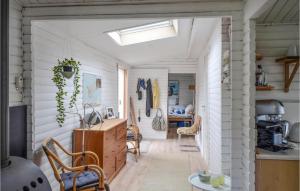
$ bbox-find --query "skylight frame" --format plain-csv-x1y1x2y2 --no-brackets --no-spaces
106,19,179,46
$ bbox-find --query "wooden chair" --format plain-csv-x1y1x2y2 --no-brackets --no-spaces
127,124,142,162
42,138,110,191
177,115,201,140
127,97,143,162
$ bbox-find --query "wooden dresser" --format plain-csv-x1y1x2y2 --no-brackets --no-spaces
73,119,127,182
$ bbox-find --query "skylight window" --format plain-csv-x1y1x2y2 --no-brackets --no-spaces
107,20,178,46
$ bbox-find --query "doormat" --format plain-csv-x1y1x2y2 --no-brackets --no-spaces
180,144,198,147
180,146,200,152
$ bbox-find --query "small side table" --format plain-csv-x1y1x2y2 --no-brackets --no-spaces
188,173,231,191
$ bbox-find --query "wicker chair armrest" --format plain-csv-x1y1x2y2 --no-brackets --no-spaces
72,151,99,166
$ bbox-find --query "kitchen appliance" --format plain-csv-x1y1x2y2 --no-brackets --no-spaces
256,100,291,152
289,122,300,143
1,0,51,190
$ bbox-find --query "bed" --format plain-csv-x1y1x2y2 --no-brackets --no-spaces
168,105,194,126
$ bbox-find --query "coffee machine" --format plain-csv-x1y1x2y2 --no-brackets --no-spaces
256,100,291,152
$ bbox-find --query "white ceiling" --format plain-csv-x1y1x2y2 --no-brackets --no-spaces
40,18,218,65
257,0,299,24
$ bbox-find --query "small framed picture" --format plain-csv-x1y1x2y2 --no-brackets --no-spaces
106,107,115,119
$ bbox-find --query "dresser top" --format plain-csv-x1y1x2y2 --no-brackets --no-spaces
75,119,127,131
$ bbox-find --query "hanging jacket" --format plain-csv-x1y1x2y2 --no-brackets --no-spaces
152,79,160,109
136,78,142,100
140,79,146,90
146,79,153,117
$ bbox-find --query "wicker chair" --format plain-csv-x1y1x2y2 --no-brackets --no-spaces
42,138,109,191
177,115,201,140
127,124,142,162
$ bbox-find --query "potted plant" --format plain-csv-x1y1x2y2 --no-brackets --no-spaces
52,58,81,127
62,65,75,79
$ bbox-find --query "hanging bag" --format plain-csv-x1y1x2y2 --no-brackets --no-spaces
152,108,166,131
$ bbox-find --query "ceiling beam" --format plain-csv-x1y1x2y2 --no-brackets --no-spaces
20,0,243,8
186,18,196,58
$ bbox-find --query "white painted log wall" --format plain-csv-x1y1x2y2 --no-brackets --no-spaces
256,24,300,123
128,68,168,139
168,74,195,107
242,19,256,191
197,52,209,162
197,18,234,177
206,20,222,174
30,21,121,190
230,14,244,191
221,18,232,176
132,62,197,74
9,0,23,106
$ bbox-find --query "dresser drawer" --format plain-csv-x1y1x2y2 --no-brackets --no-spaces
104,128,116,143
103,143,116,157
116,138,126,153
116,123,127,140
116,147,127,170
103,156,116,179
104,165,115,180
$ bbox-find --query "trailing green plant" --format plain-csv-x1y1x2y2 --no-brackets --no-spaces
52,58,81,127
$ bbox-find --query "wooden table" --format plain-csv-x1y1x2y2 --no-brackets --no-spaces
73,119,127,182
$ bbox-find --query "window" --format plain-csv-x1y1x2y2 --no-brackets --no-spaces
118,67,128,119
107,20,178,46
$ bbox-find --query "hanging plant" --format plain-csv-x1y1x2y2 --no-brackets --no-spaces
52,58,81,127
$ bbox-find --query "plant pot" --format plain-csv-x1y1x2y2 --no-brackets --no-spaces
62,66,75,79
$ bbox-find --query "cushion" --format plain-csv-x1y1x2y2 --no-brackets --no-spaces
127,130,143,142
60,171,99,191
127,131,135,140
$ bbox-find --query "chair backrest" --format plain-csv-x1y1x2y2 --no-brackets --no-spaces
193,115,202,133
42,138,66,183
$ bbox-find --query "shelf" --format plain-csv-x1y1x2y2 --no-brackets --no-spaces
275,56,299,92
256,85,274,91
275,56,299,63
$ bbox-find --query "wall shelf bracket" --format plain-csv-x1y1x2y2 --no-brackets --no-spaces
276,56,299,92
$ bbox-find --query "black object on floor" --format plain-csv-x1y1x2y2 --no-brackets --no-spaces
9,105,27,158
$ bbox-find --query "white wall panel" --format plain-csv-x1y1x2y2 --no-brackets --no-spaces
132,63,197,74
206,20,222,174
168,74,195,107
128,69,168,140
256,24,300,124
9,0,24,106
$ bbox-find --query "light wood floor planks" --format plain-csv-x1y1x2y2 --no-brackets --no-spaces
110,129,207,191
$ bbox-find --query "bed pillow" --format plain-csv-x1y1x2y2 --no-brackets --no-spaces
174,108,185,114
185,104,194,115
173,105,185,111
168,106,175,113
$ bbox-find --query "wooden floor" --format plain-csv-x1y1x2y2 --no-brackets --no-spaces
109,128,207,191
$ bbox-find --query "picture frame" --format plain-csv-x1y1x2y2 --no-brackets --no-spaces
168,80,179,96
83,73,102,105
106,107,115,119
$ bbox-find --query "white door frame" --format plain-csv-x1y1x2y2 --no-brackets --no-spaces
22,1,247,189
